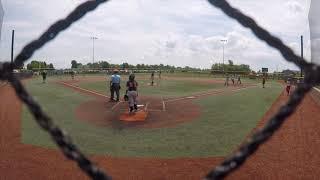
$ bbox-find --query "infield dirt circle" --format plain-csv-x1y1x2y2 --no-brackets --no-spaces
75,96,201,129
58,77,251,129
64,78,251,129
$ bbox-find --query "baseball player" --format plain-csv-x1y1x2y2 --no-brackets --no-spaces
262,76,266,88
224,74,229,86
71,71,75,80
286,78,292,96
237,75,242,85
231,75,235,85
151,71,155,86
126,74,138,112
109,69,121,102
41,71,47,83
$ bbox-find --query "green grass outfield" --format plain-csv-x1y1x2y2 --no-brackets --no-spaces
22,76,282,158
76,74,257,97
78,77,224,97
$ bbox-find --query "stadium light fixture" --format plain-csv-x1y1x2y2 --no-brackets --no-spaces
220,39,228,72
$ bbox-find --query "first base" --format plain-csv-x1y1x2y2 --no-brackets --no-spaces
119,110,148,122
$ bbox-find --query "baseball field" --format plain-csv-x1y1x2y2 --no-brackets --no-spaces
20,74,281,158
2,73,320,179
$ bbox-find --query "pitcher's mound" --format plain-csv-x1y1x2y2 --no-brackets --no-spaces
75,97,201,129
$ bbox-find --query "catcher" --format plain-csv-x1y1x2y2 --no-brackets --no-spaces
125,74,138,113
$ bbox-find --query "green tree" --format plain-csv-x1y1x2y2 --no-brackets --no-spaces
122,62,129,69
26,61,47,70
211,62,251,73
77,63,83,68
71,60,78,68
92,63,99,68
228,60,234,66
48,63,54,69
100,61,110,68
211,63,222,70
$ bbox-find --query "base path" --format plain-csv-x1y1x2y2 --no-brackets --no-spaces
2,84,320,179
57,81,110,99
164,85,254,103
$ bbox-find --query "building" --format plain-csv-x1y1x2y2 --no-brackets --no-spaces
309,0,320,65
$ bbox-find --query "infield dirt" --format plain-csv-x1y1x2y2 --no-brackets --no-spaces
2,84,320,179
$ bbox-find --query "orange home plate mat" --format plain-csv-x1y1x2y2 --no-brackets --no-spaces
119,105,148,122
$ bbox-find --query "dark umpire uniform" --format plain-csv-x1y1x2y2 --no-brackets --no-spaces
41,71,47,83
110,70,121,102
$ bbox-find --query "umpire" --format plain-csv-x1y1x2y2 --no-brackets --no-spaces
110,69,121,102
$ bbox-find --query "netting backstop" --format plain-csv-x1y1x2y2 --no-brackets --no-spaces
0,0,319,180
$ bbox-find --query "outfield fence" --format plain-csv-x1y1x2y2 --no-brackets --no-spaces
0,0,319,180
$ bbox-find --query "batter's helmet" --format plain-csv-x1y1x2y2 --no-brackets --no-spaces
129,73,135,80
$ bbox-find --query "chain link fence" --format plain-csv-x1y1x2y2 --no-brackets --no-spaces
0,0,319,180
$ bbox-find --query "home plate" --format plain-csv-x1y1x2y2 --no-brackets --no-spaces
120,110,148,122
186,96,196,99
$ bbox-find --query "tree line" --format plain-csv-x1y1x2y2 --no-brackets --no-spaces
211,60,251,73
70,60,205,71
24,59,252,73
26,61,54,70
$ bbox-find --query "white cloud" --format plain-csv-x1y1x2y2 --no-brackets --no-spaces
0,0,312,71
286,0,304,15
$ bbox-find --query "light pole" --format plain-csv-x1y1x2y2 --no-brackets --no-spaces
90,36,98,65
221,39,227,73
11,30,15,65
9,29,15,70
300,35,303,77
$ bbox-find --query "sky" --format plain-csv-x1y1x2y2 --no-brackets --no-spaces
309,0,320,64
0,0,312,72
